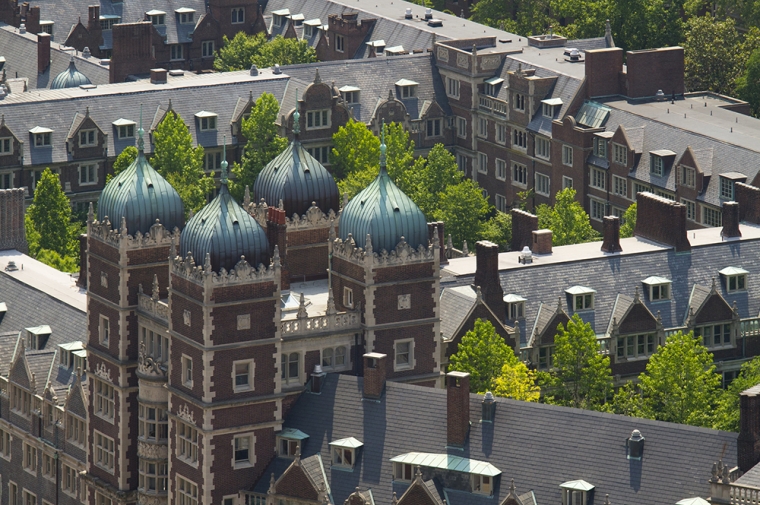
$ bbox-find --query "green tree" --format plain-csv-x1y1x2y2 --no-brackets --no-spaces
331,119,380,180
230,92,288,200
449,319,515,394
480,211,512,251
536,188,599,246
736,48,760,117
434,179,489,250
540,314,613,410
150,112,215,215
683,17,743,95
214,33,317,72
609,0,683,51
619,202,637,238
107,145,138,184
714,356,760,431
615,331,721,427
492,352,541,401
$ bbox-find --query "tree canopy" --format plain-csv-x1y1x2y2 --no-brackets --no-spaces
230,92,288,200
619,202,637,238
107,145,137,184
214,33,317,72
330,119,380,180
539,314,613,410
536,188,599,246
737,48,760,117
150,112,215,216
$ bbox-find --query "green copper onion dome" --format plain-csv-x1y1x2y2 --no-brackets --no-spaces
339,125,428,253
51,57,92,89
98,116,184,234
254,93,339,216
180,142,269,271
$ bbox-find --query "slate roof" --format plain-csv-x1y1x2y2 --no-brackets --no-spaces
442,228,760,345
0,23,109,90
254,373,737,505
439,286,477,342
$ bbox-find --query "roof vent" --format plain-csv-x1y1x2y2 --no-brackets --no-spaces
273,64,281,74
5,261,18,272
481,391,496,423
627,429,645,460
311,364,326,394
83,46,91,58
168,69,184,76
569,48,580,61
250,64,258,76
405,7,412,19
655,89,665,101
518,246,533,264
427,18,443,27
19,23,25,34
424,8,433,19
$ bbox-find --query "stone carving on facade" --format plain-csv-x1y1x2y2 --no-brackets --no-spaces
88,216,180,251
176,403,195,424
481,55,501,70
437,46,449,62
456,52,469,69
94,362,112,382
137,287,169,322
137,440,169,460
331,233,437,268
170,247,279,286
137,341,167,377
287,204,339,230
281,310,361,337
137,492,168,505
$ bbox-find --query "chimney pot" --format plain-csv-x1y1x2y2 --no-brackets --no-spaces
532,229,552,254
633,192,691,252
150,68,167,84
474,240,504,315
627,429,645,460
601,216,622,253
37,32,50,74
362,353,387,400
447,371,470,447
310,364,326,394
481,391,496,423
511,208,538,252
722,201,741,238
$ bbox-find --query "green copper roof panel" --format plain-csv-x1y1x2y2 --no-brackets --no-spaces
51,58,93,90
279,428,309,440
389,452,501,477
576,101,610,129
254,140,339,217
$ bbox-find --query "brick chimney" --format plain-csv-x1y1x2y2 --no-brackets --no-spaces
474,240,504,317
625,47,684,100
633,192,691,252
447,371,470,447
0,189,28,253
310,365,326,394
722,201,741,238
362,353,386,400
150,68,167,84
735,182,760,225
267,206,289,290
532,229,552,254
510,209,538,252
88,5,100,32
37,32,50,74
738,384,760,472
585,47,623,98
428,221,447,265
24,5,40,37
601,216,622,253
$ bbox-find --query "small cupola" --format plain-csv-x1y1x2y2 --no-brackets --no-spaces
51,57,92,90
627,429,645,459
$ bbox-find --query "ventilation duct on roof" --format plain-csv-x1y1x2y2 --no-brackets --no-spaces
424,8,433,20
405,7,412,19
627,429,645,459
481,391,495,422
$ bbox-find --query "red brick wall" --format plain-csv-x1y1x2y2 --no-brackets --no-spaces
210,400,277,430
210,344,278,401
210,301,276,345
171,293,205,344
373,323,437,379
374,281,435,325
169,338,206,399
625,47,684,99
585,48,624,98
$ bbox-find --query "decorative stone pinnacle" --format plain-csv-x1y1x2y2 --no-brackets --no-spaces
151,274,160,300
221,135,228,184
380,121,387,169
510,479,516,494
137,104,145,151
87,202,94,223
297,292,307,319
293,89,301,136
244,185,251,207
204,253,212,272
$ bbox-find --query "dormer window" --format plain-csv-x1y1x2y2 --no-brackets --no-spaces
651,154,664,176
276,428,308,457
147,10,166,25
304,19,321,37
720,267,748,292
60,342,84,368
593,133,611,158
339,86,360,104
26,325,51,350
395,79,418,98
393,462,413,481
649,150,675,176
368,39,385,54
642,276,672,301
113,119,135,139
176,8,195,24
100,15,120,30
542,98,562,118
472,475,492,496
385,45,405,56
566,286,595,311
561,480,594,505
330,437,362,470
39,20,53,35
504,294,526,320
719,172,747,200
30,127,52,147
195,112,217,131
73,350,87,373
272,9,289,27
80,129,96,147
484,76,503,97
290,13,304,26
306,110,330,130
231,7,244,24
0,137,12,155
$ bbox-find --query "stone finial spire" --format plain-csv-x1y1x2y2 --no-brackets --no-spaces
268,473,276,495
151,274,160,300
87,202,94,223
379,121,387,171
244,185,251,207
170,236,176,258
365,233,373,254
313,68,321,84
220,136,228,184
510,479,516,494
462,240,469,255
293,89,301,137
634,286,640,302
297,292,307,319
137,103,145,152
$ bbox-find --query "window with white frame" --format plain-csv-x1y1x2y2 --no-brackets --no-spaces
199,115,217,131
67,413,86,446
472,475,493,496
695,323,732,347
497,124,507,144
394,339,413,371
656,189,675,199
95,378,114,420
39,21,53,35
9,482,17,505
202,40,214,58
0,428,10,458
35,132,51,147
567,287,595,311
117,124,134,139
79,129,96,147
590,198,605,221
0,137,11,154
562,145,573,166
613,143,627,165
231,8,244,23
723,268,748,292
139,405,168,441
535,136,550,160
643,276,671,301
477,152,487,174
0,172,13,189
633,182,649,197
538,346,553,370
478,117,488,138
281,352,300,385
542,103,556,118
613,175,627,197
394,462,413,481
512,128,527,149
335,34,345,52
427,118,442,137
650,155,664,176
496,159,507,181
512,162,527,187
234,435,253,467
322,346,347,370
341,90,359,104
139,460,167,492
150,13,165,25
11,385,31,416
446,77,460,98
563,176,573,190
79,164,97,185
306,110,330,129
720,176,735,200
100,17,118,30
343,287,354,308
278,436,301,457
508,300,525,320
682,198,696,221
594,137,607,158
703,206,721,227
233,361,253,391
332,445,355,468
22,490,35,505
535,173,550,196
306,146,330,164
99,315,110,345
590,168,606,190
96,493,112,505
456,153,467,173
495,194,507,213
170,44,183,61
177,476,198,505
62,464,76,495
178,421,199,463
179,11,194,23
94,432,114,472
680,166,695,187
23,443,36,473
456,117,466,138
399,84,416,98
141,326,168,362
182,355,193,387
617,334,656,359
513,93,525,111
